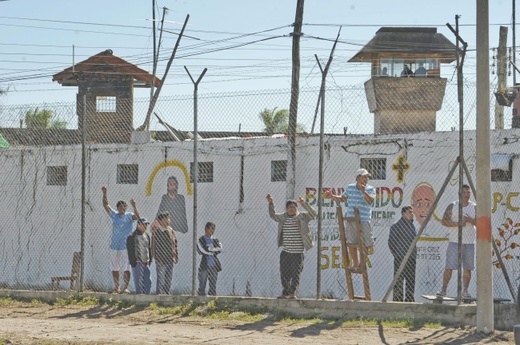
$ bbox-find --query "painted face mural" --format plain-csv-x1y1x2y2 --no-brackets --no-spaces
411,183,436,226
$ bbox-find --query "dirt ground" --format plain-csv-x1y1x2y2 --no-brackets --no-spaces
0,303,516,345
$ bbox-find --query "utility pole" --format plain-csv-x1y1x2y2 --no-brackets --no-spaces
495,26,508,129
184,66,208,296
287,0,304,200
476,0,494,333
150,0,156,105
314,27,341,299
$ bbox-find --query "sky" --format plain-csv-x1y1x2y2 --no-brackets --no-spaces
0,0,516,132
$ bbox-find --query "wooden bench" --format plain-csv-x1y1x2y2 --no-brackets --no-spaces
51,251,81,291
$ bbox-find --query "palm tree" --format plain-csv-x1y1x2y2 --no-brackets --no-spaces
259,107,288,135
259,108,305,135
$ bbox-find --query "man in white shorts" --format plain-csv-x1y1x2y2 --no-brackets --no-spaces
102,186,140,294
437,184,476,299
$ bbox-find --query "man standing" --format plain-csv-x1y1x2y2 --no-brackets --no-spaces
388,206,417,302
102,186,140,294
155,176,188,234
127,217,152,294
325,168,376,272
152,211,178,294
197,222,222,296
267,194,317,299
437,184,476,299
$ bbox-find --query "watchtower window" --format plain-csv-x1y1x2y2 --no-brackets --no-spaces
96,96,117,113
378,58,439,77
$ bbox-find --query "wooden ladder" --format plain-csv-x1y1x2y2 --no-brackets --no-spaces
337,206,371,301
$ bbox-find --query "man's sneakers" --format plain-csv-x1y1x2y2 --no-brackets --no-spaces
436,290,472,300
436,290,446,298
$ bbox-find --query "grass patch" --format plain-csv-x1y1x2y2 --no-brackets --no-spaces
54,295,100,307
147,299,268,322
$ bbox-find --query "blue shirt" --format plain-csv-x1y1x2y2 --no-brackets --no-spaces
109,210,135,250
204,236,216,267
342,183,376,221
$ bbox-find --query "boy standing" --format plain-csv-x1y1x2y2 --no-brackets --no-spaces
151,211,178,294
197,222,222,296
127,217,152,294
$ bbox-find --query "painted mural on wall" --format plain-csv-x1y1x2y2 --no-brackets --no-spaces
146,160,191,234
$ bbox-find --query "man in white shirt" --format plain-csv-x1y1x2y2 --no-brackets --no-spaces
436,185,476,299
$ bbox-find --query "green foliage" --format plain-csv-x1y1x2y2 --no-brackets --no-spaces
53,295,99,307
258,107,305,135
25,108,67,129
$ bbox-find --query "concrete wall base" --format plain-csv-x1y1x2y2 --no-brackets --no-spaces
2,290,517,330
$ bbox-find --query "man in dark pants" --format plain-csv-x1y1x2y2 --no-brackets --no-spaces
388,205,417,302
267,194,317,299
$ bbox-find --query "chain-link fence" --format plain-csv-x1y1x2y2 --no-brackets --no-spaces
0,79,518,305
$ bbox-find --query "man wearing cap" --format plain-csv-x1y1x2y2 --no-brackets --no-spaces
127,218,152,294
102,186,140,294
325,168,376,271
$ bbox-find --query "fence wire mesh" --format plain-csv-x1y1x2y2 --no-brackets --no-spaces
0,79,518,305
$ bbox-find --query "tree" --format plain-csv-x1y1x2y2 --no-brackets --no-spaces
25,108,67,129
258,107,305,135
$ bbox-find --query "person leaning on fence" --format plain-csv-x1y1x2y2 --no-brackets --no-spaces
436,184,476,299
197,222,222,296
102,186,140,294
388,206,417,302
151,211,178,295
126,217,152,294
267,194,317,299
325,168,376,273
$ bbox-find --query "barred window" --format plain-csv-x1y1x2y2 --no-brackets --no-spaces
190,162,214,183
491,154,513,182
360,158,386,180
47,166,67,186
96,96,117,113
117,164,138,184
271,160,287,182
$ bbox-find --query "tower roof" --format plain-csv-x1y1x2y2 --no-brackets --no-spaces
348,27,458,63
52,49,161,88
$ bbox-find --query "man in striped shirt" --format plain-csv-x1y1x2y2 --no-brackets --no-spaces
267,194,317,299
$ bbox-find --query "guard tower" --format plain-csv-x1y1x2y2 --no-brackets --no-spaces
53,50,160,144
349,28,457,134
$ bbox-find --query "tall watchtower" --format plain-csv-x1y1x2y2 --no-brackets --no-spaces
53,50,160,144
349,28,457,134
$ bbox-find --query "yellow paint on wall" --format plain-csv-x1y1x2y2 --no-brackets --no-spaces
145,160,193,196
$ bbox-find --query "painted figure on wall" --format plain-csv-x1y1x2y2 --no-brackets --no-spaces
154,176,188,234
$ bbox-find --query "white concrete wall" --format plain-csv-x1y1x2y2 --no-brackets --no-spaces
0,131,518,301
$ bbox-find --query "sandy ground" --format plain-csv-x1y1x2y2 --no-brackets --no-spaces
0,303,516,345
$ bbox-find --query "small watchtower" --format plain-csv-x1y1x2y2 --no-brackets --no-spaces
349,28,457,134
53,50,160,144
